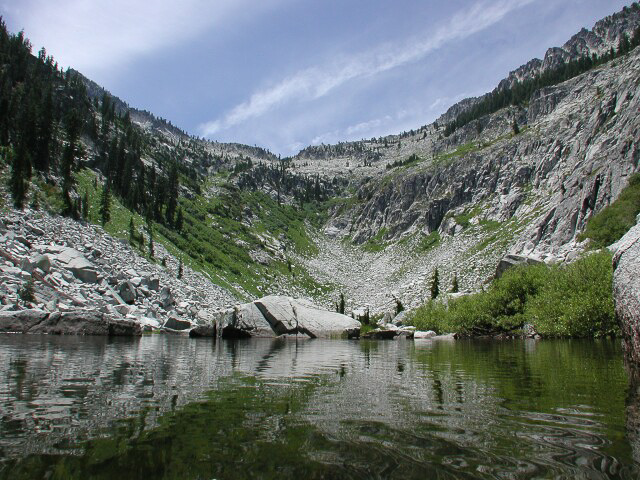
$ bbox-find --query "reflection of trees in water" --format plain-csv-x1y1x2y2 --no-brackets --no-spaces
625,364,640,464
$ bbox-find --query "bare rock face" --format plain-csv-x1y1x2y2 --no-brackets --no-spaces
612,215,640,366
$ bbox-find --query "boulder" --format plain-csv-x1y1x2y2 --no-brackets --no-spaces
53,247,99,283
612,215,640,366
33,254,52,273
292,298,361,338
361,329,399,340
164,316,192,331
414,330,437,339
254,295,298,334
159,286,174,309
235,302,277,337
213,296,361,339
118,281,137,305
495,254,542,279
0,309,48,333
142,275,160,291
0,309,141,335
189,324,216,337
255,296,360,338
392,310,409,326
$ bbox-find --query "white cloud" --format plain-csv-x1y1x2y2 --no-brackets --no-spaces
200,0,535,136
2,0,283,72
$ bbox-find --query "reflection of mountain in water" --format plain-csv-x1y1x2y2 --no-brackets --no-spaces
0,336,638,478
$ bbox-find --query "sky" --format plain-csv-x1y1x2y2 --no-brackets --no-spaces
0,0,632,156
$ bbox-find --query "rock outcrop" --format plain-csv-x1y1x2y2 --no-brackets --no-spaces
214,296,361,339
612,215,640,366
0,309,141,335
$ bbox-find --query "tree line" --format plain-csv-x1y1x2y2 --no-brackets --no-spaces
0,18,182,230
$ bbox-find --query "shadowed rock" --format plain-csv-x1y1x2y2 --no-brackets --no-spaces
612,215,640,366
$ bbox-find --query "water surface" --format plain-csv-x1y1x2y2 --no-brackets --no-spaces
0,335,638,479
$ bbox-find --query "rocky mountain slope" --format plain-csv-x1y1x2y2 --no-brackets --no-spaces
2,4,640,326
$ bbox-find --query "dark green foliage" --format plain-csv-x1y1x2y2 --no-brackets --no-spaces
8,147,29,208
451,272,459,293
18,279,35,303
512,120,520,135
178,257,183,279
148,222,154,259
82,190,89,219
430,267,440,300
336,293,345,314
175,206,183,232
527,252,616,337
386,154,420,170
395,297,404,316
98,182,111,226
409,251,616,338
579,174,640,248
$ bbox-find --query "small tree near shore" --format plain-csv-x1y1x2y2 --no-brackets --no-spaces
430,267,440,300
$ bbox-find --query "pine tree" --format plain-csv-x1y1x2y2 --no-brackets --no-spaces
165,162,179,225
178,257,183,279
336,293,345,314
451,272,459,293
147,221,154,258
175,206,183,232
61,110,82,215
512,120,520,135
430,267,440,300
98,182,111,226
8,146,29,209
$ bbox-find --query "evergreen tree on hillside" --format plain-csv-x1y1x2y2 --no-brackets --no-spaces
430,267,440,300
165,162,179,225
61,110,83,215
99,182,111,226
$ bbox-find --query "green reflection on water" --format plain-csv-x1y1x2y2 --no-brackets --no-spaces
1,339,638,480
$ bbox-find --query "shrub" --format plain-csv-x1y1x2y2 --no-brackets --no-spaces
19,279,36,303
407,252,616,338
527,251,616,337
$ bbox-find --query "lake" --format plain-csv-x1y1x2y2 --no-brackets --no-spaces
0,335,638,479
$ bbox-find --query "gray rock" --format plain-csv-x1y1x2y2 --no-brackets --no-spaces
159,286,174,309
142,276,160,291
53,248,98,283
613,216,640,366
414,330,437,339
361,329,399,340
189,324,216,337
118,281,137,305
235,302,277,337
0,309,141,335
0,309,49,332
392,310,409,326
495,254,543,279
33,254,52,273
255,295,360,338
164,316,192,330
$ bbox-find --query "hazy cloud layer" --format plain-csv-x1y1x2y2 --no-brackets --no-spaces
1,0,283,72
199,0,534,137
